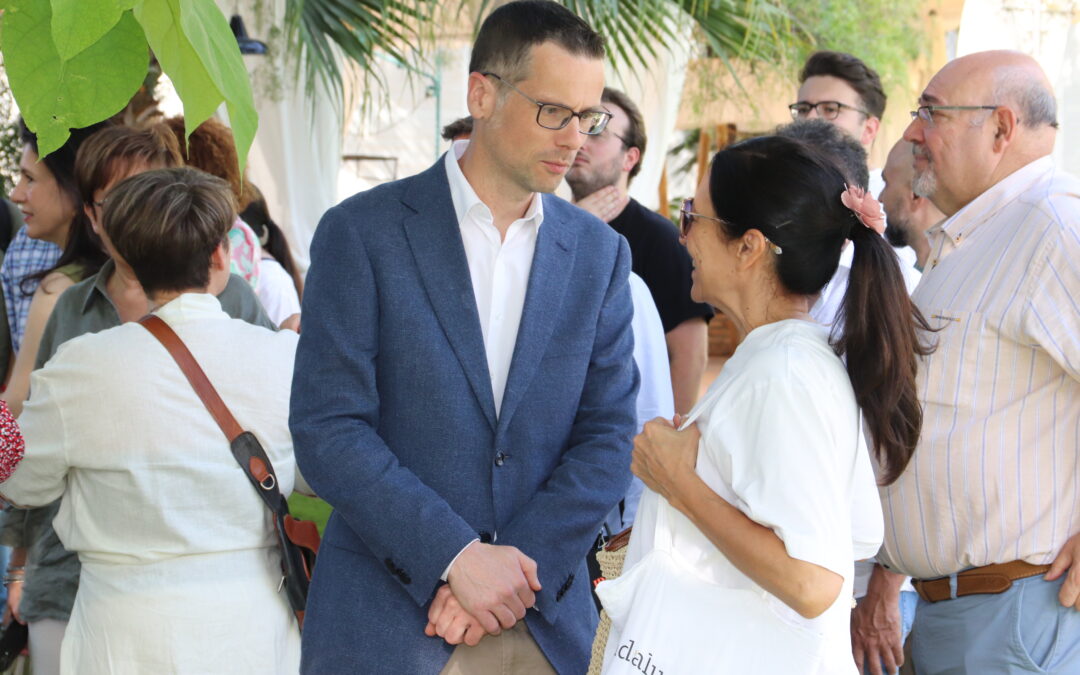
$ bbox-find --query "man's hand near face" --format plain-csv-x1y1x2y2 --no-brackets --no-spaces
575,185,629,223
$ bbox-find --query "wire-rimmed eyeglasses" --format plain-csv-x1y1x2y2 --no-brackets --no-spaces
909,104,998,127
482,72,612,135
788,100,869,121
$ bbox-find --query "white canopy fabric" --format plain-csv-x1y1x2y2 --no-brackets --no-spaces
956,0,1080,175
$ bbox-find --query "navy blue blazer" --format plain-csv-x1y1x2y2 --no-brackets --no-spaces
290,156,638,674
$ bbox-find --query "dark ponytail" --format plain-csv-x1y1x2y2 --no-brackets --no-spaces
834,221,935,484
708,136,933,485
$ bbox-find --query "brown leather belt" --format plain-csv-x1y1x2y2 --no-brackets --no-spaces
913,560,1050,603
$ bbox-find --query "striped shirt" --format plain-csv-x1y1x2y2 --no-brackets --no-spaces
878,156,1080,580
0,227,62,354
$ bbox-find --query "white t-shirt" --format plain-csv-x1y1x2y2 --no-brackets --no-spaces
623,320,882,672
255,257,301,326
604,274,674,534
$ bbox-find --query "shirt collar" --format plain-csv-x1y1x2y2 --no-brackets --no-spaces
938,155,1054,246
82,258,115,314
152,293,228,324
444,139,544,229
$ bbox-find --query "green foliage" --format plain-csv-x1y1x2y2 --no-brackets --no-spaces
134,0,257,168
0,73,20,198
0,0,256,170
1,0,147,158
786,0,923,90
50,0,140,62
285,0,436,106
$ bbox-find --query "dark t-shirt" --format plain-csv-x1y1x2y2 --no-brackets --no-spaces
609,198,713,333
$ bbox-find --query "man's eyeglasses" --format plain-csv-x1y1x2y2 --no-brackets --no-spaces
909,104,998,127
788,100,869,120
482,72,612,135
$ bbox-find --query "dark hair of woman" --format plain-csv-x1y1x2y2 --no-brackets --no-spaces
238,182,304,299
18,118,112,295
707,135,935,484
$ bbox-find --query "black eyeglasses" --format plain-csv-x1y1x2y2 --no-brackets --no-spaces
788,100,869,120
910,104,998,127
482,72,612,135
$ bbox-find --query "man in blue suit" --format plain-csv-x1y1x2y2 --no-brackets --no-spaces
290,2,639,672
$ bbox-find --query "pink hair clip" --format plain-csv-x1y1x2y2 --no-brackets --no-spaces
840,184,886,235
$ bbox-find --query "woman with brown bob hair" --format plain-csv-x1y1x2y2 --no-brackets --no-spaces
0,168,304,674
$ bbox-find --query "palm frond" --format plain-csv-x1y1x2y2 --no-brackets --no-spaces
283,0,437,106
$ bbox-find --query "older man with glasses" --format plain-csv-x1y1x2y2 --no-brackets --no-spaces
291,2,638,673
860,50,1080,675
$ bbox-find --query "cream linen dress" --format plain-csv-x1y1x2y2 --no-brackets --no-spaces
1,294,302,674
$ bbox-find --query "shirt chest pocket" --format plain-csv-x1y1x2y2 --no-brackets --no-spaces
920,310,989,408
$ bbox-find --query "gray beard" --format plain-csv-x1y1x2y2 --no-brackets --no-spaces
912,167,937,199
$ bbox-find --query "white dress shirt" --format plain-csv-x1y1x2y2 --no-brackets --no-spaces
879,156,1080,579
441,141,543,577
446,140,542,416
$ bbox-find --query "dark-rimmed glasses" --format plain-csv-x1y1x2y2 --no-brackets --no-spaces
910,105,998,127
482,72,612,135
788,100,869,120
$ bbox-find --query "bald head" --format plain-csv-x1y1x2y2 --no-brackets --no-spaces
904,50,1058,216
939,51,1057,129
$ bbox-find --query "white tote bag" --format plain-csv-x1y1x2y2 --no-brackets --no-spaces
595,493,826,674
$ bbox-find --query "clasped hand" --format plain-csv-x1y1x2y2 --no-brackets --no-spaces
632,415,700,511
424,543,541,646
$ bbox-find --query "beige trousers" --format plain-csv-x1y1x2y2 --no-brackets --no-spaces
440,621,556,675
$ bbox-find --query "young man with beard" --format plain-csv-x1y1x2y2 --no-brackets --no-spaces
566,88,712,415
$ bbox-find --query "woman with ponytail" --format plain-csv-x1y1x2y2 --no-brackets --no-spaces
598,135,933,674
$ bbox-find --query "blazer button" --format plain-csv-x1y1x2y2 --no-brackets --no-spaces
478,530,493,544
494,452,506,467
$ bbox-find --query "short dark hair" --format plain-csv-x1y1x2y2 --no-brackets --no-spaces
468,1,605,84
441,116,474,141
799,51,886,119
706,135,933,484
103,168,234,295
602,87,646,181
76,123,183,206
776,118,869,189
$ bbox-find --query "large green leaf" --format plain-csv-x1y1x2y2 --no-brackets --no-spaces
50,0,139,62
1,0,147,157
134,0,257,170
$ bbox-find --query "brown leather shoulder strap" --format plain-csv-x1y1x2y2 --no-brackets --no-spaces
139,314,244,442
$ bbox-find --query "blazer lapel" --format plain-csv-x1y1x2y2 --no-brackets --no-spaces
497,197,577,433
401,161,498,431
